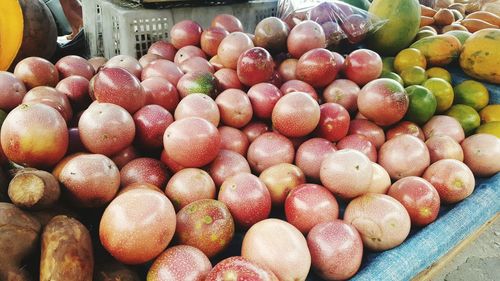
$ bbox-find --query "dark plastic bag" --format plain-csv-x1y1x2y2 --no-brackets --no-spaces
278,0,386,47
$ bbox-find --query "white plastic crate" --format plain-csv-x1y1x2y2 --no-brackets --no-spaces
87,0,277,58
83,0,105,57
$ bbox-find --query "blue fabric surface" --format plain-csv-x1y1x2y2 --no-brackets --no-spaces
349,65,500,281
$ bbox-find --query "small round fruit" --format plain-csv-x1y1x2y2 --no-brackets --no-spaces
218,172,271,228
344,193,411,251
176,199,234,258
147,41,176,61
141,77,179,112
14,57,59,89
337,134,377,162
254,17,289,54
99,189,176,264
206,256,278,281
287,20,326,58
476,121,500,138
295,138,336,180
379,71,404,86
208,150,251,187
405,85,437,125
479,104,500,123
378,134,430,180
385,121,425,142
211,14,243,32
295,48,339,88
388,176,440,226
0,72,27,111
217,32,254,70
322,79,360,114
422,78,454,113
315,103,350,142
237,47,274,86
423,159,475,204
165,168,215,211
446,104,481,136
344,49,383,86
320,149,373,199
120,158,170,189
147,245,212,281
170,20,203,49
348,119,385,149
307,220,363,281
461,134,500,177
133,104,173,148
200,27,229,57
247,132,294,173
367,163,392,194
400,66,428,86
215,89,253,128
219,126,249,156
425,135,464,163
423,115,465,143
426,67,452,83
285,184,339,234
174,94,220,127
247,83,283,119
163,117,220,168
259,163,306,206
453,80,489,111
272,92,320,137
394,48,427,73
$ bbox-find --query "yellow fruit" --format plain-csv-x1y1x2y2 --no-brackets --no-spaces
459,28,500,84
453,80,489,111
0,0,23,70
394,48,427,73
425,67,452,83
422,78,454,113
476,121,500,138
479,104,500,123
410,34,462,66
401,66,428,86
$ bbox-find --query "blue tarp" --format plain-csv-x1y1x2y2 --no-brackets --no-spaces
351,65,500,281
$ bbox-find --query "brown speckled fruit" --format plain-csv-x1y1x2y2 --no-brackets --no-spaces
175,199,235,258
147,245,212,281
100,189,176,264
165,168,216,211
206,256,278,281
120,158,170,189
218,172,272,228
388,176,440,226
307,220,363,280
247,132,295,173
60,154,120,207
1,103,68,168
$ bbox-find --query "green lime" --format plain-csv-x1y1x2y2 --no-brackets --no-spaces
380,71,404,86
453,80,489,111
382,57,395,73
422,78,454,113
405,85,437,125
401,66,428,86
446,104,481,136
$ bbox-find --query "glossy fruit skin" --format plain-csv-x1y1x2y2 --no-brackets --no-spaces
323,79,360,114
104,55,143,79
60,154,120,207
100,189,176,264
278,58,298,81
211,14,244,32
0,71,26,111
422,78,454,113
295,138,336,180
215,89,253,128
423,115,465,143
134,104,173,148
174,94,220,127
201,27,229,57
147,41,177,61
254,17,289,54
141,77,179,113
367,162,392,194
459,28,500,84
141,59,184,86
93,67,145,114
344,193,411,251
170,20,203,49
209,150,251,187
147,245,212,281
337,134,378,162
120,158,170,189
285,184,339,234
378,134,430,180
393,48,427,73
388,176,440,226
247,83,283,119
218,172,272,228
242,122,270,143
236,47,274,86
217,32,255,70
453,80,489,111
165,168,216,211
56,76,91,110
180,57,215,74
320,149,373,199
140,53,161,68
272,92,320,137
214,68,244,91
386,121,425,142
357,78,409,126
344,49,383,86
280,80,319,101
315,103,350,142
177,71,219,99
446,104,481,136
111,146,139,169
163,117,220,168
461,134,500,177
287,20,326,58
176,199,235,258
405,85,437,125
174,46,207,66
423,159,475,204
55,55,95,80
206,256,278,281
78,102,135,157
247,132,295,173
218,126,249,156
13,57,59,89
242,219,311,281
259,163,305,206
23,86,73,123
295,48,339,88
307,220,363,281
1,103,68,168
425,135,464,163
348,119,386,149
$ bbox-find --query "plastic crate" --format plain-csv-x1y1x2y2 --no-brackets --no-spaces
87,0,277,58
83,0,105,57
